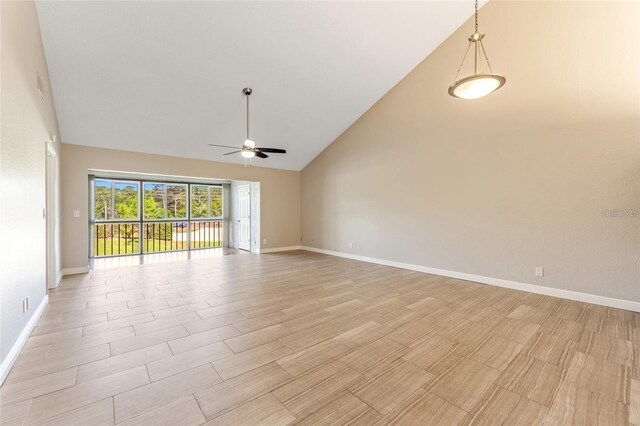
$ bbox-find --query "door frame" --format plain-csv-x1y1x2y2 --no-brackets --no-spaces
45,140,58,290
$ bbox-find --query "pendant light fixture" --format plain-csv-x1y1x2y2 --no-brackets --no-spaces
449,0,505,99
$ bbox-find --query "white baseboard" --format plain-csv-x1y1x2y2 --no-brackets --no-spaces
300,246,640,313
61,266,89,276
0,295,49,385
260,246,303,254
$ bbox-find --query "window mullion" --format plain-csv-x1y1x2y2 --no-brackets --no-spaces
187,183,191,250
163,186,168,219
111,181,115,220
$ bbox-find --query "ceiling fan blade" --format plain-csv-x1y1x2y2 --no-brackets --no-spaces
223,150,241,156
254,151,269,159
256,148,286,154
209,144,240,149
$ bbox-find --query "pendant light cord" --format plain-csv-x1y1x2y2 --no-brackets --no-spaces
454,0,478,81
474,0,479,33
246,92,250,140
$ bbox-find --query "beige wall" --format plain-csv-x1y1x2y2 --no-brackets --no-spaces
301,1,640,302
1,0,62,367
61,144,300,270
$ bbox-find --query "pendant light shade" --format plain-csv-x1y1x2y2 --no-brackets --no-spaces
449,0,505,99
449,74,506,99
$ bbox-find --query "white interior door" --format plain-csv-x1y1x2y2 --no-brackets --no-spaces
237,184,251,251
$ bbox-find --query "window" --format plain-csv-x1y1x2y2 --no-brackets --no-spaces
143,183,187,219
94,179,139,220
92,178,224,257
94,180,112,220
114,182,140,219
191,185,222,219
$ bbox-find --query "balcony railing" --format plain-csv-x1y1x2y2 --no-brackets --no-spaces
143,221,188,253
191,220,224,249
94,222,140,257
93,220,223,257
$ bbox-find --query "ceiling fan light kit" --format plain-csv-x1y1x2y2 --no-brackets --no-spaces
208,88,287,163
449,0,505,99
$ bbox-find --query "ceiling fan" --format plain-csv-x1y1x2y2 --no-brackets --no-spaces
208,88,286,159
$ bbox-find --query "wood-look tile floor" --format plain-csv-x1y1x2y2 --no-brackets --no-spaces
1,250,638,425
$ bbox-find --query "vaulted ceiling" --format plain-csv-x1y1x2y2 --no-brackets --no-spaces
37,1,478,170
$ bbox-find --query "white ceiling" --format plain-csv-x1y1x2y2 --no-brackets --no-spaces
36,1,476,171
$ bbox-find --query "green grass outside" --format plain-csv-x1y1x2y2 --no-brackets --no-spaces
95,238,140,256
95,237,222,256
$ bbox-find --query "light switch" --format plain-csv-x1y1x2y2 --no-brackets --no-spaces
73,210,80,218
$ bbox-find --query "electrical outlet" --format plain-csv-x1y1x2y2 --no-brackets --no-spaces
348,242,353,249
263,239,267,245
73,210,80,218
535,267,544,277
